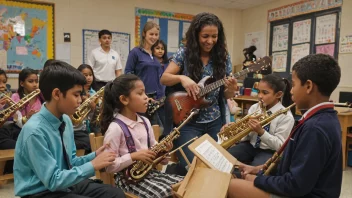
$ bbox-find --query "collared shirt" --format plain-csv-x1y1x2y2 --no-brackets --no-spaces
125,47,164,99
88,47,122,82
243,102,295,151
172,47,232,123
14,104,96,197
104,113,156,173
301,102,333,119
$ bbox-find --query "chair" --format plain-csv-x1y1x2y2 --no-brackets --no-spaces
0,149,14,185
88,133,138,198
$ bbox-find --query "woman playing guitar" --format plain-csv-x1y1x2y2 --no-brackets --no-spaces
160,12,237,170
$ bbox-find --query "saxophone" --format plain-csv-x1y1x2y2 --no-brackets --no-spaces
220,103,296,149
70,87,104,125
123,109,200,183
218,100,267,148
0,89,41,127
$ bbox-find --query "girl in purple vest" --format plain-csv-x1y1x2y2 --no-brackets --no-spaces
101,74,183,198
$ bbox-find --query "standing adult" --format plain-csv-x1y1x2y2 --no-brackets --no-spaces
88,29,122,90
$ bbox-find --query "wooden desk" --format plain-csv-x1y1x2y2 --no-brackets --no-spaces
334,107,352,170
233,95,258,116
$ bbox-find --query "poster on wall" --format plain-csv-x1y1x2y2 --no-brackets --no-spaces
316,44,335,57
272,51,287,72
244,31,266,58
292,19,311,44
340,35,352,53
267,0,343,22
315,14,336,44
291,44,310,70
272,24,289,52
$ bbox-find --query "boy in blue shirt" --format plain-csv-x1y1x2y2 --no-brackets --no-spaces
228,54,342,198
14,61,125,198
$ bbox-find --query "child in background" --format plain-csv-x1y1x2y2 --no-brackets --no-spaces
73,64,100,154
151,39,169,129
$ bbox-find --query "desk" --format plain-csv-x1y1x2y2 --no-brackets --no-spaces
233,95,258,116
334,107,352,170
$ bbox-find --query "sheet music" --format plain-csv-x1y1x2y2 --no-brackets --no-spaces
195,140,232,173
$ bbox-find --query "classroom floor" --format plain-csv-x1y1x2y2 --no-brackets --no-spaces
1,167,352,198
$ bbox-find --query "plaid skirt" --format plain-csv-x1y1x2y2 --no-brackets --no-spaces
115,169,183,198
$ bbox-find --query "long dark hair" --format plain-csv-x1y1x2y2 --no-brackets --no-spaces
0,69,8,81
100,74,141,134
185,12,228,82
18,68,38,99
77,64,98,91
261,74,292,108
152,40,168,64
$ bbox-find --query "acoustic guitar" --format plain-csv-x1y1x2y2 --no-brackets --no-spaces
168,56,272,125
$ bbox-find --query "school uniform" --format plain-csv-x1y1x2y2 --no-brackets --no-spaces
14,104,124,197
254,102,342,197
228,102,294,166
104,113,183,198
88,47,122,88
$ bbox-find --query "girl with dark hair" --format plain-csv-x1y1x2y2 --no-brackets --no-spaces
160,12,237,169
73,64,99,154
101,74,183,198
11,68,43,127
151,39,169,127
227,74,295,166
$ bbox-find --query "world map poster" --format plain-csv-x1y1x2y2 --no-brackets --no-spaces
0,0,54,72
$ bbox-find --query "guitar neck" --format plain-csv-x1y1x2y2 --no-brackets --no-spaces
198,68,250,97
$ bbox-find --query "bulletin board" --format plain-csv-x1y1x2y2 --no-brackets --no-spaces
269,7,341,78
0,0,54,73
135,8,193,57
82,29,130,71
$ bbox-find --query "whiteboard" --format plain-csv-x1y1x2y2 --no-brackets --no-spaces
82,29,130,71
245,31,266,58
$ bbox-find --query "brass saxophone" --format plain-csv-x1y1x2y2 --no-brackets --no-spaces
0,89,41,127
220,103,296,149
218,101,268,148
123,109,200,183
70,87,104,125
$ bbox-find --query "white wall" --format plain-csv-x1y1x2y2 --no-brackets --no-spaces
240,0,352,102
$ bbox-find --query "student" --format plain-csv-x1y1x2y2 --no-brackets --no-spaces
0,69,15,175
160,12,237,169
151,39,168,128
14,60,125,198
73,64,99,154
227,74,295,166
228,54,342,198
88,29,123,89
0,69,11,110
11,68,44,127
102,74,183,198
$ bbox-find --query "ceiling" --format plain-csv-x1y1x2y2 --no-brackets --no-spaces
172,0,278,10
